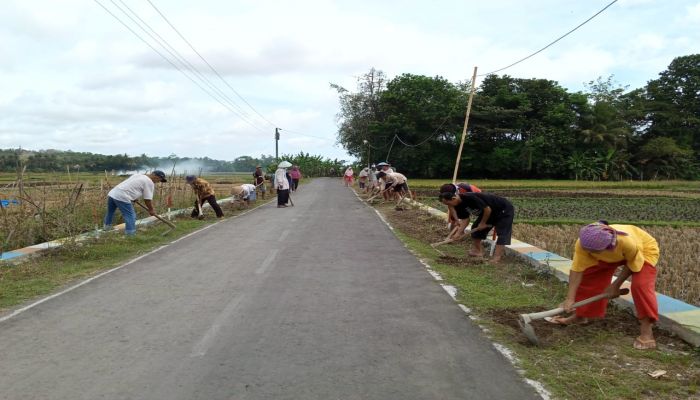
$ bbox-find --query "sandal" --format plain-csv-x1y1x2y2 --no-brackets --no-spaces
544,315,574,325
633,337,657,350
544,316,590,326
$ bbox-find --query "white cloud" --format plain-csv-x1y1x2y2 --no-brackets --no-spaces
1,0,699,162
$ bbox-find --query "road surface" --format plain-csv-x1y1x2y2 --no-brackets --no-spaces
0,178,539,399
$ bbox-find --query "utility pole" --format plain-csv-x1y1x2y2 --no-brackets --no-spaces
275,128,280,160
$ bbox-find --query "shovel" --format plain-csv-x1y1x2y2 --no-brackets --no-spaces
430,224,493,255
135,201,176,235
518,288,630,346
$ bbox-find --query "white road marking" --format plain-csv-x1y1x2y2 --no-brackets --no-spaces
278,229,290,242
190,294,246,357
256,249,279,275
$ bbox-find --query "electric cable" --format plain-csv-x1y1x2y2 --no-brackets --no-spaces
479,0,618,76
93,0,268,133
144,0,279,129
114,0,252,120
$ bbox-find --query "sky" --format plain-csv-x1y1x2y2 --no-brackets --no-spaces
1,0,698,162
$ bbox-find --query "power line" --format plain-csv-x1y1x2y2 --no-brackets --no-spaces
92,0,268,133
144,0,279,129
479,0,619,76
113,0,253,121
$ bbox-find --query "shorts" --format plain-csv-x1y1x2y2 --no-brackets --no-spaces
390,183,408,193
470,204,514,245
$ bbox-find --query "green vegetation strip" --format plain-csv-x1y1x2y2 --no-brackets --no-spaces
0,200,272,311
378,206,699,400
416,196,700,226
408,179,700,191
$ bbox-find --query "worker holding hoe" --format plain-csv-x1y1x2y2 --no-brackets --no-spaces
253,165,266,199
231,183,257,208
548,221,660,350
186,175,224,219
376,171,409,202
275,161,292,208
438,191,515,263
104,170,167,235
439,182,483,230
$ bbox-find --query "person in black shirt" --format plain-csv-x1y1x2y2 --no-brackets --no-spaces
438,192,515,263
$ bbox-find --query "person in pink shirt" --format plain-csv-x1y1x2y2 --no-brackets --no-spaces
290,166,302,192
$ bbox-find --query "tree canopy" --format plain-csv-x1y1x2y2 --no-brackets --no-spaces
333,55,700,180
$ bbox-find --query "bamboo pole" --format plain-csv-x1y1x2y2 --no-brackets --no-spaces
452,66,478,184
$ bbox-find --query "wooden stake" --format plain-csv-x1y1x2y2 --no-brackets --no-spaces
452,66,478,184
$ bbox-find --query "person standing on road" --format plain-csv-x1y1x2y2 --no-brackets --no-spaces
275,161,292,208
104,170,167,235
253,166,266,199
186,175,224,219
438,191,515,263
290,166,302,192
548,221,660,350
343,166,354,187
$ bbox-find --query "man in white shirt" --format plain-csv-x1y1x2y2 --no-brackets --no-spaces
377,171,409,203
231,183,257,208
104,170,167,235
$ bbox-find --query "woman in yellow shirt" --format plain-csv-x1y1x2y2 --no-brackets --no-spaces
549,221,659,350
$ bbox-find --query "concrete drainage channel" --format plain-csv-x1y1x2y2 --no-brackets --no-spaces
0,196,241,264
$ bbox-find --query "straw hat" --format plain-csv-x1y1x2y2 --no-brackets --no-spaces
231,185,244,196
278,161,292,168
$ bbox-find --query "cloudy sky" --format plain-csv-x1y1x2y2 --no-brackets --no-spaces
1,0,698,162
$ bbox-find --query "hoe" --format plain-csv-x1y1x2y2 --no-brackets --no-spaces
518,288,629,346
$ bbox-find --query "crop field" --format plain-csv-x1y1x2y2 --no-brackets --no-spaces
407,179,700,306
0,171,254,252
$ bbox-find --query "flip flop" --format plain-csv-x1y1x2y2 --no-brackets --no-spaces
544,316,590,326
544,316,573,325
633,337,657,350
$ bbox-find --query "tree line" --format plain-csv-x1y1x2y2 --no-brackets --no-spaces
0,149,346,176
334,55,700,180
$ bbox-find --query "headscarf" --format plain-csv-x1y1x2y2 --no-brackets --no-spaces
579,221,628,251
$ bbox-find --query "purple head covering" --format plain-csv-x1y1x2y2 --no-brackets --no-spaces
579,221,628,251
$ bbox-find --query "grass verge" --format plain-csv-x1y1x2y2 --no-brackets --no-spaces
0,199,272,311
372,201,700,400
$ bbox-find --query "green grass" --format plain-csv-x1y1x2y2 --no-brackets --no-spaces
415,191,700,226
409,179,700,191
379,205,700,400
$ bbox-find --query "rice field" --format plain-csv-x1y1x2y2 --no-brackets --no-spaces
409,179,700,306
0,171,252,252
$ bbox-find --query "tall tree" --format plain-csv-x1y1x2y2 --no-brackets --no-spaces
331,68,387,159
645,54,700,160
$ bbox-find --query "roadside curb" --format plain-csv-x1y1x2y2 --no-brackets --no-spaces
403,198,700,347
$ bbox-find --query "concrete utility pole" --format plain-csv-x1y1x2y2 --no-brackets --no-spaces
275,128,280,160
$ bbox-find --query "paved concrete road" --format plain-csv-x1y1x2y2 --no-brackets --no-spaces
0,178,539,400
